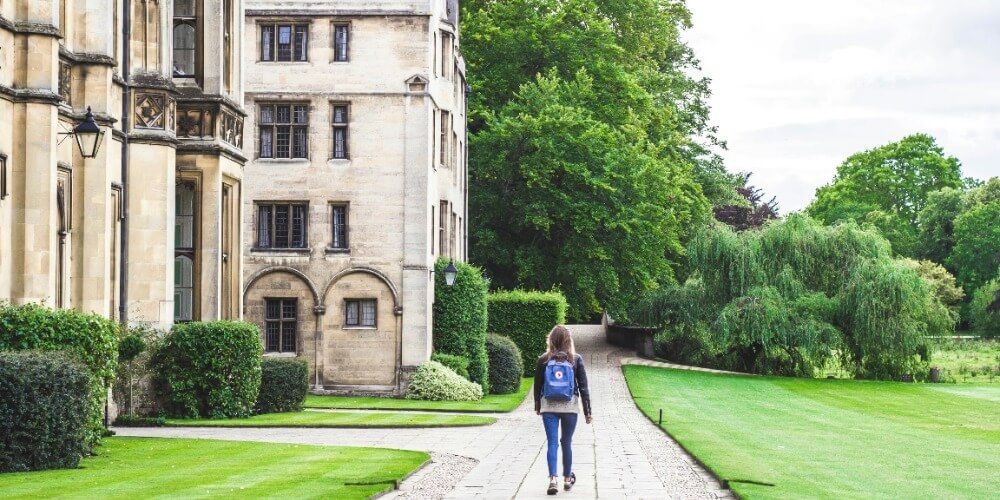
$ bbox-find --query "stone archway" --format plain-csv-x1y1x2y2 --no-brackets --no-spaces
320,267,402,389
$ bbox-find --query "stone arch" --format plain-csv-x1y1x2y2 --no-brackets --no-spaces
244,265,320,305
320,266,400,311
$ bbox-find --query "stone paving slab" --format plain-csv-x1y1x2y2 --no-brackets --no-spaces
115,325,731,499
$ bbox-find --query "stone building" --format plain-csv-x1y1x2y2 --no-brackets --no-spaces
242,0,468,392
0,0,247,327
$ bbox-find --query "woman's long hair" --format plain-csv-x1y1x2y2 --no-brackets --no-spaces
544,325,576,361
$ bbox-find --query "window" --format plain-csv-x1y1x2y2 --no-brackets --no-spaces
174,182,197,321
345,299,377,327
256,202,308,249
264,298,297,352
334,24,349,62
330,204,348,249
173,0,197,77
450,211,457,258
259,103,309,159
439,201,448,258
440,110,450,166
440,31,453,79
260,23,308,61
332,104,349,159
430,205,436,255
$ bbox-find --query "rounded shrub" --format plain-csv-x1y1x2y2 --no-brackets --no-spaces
487,290,568,376
152,321,262,418
486,334,523,394
0,303,119,449
431,352,470,380
0,351,92,472
970,279,1000,338
255,357,309,414
433,258,489,392
405,361,483,401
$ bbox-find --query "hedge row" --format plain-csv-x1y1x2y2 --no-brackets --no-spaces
486,334,523,394
432,258,489,392
255,357,309,414
0,351,92,472
0,303,119,450
152,321,262,418
487,290,568,376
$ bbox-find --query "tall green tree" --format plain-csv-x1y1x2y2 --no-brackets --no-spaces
462,0,719,319
807,134,963,256
916,187,965,264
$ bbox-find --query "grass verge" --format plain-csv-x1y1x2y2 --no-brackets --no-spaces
623,364,1000,499
304,377,532,413
163,410,496,428
0,437,427,499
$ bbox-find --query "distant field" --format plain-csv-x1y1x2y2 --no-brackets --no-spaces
624,364,1000,499
928,337,999,383
305,378,533,413
0,437,427,499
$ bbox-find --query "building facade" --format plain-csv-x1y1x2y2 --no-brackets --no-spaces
0,0,247,327
242,0,468,392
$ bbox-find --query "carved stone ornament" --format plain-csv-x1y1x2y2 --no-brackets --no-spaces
134,92,166,129
58,60,72,104
219,110,244,148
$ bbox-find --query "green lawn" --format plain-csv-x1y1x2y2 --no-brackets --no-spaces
929,338,999,383
165,410,495,428
305,377,533,412
624,364,1000,499
0,437,427,499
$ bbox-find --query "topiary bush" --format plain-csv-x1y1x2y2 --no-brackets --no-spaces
431,352,470,380
487,290,568,376
970,279,1000,338
0,303,119,449
0,351,92,472
255,357,309,414
405,361,483,401
486,334,523,394
113,325,163,419
151,321,262,418
433,258,489,392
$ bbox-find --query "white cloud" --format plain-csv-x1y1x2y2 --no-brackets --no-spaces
685,0,1000,212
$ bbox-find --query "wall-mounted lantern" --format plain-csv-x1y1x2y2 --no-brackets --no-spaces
444,260,458,287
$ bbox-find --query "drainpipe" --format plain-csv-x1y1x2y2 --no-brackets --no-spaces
118,0,131,326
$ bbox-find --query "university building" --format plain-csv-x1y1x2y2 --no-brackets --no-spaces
241,0,468,392
0,0,246,327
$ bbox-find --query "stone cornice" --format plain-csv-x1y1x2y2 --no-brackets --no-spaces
176,141,248,165
176,92,248,117
128,129,179,147
0,84,62,105
246,9,429,17
0,16,61,37
59,47,117,67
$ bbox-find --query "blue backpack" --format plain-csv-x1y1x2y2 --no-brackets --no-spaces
543,357,576,401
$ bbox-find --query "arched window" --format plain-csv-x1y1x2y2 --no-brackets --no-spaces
174,182,197,321
173,0,197,77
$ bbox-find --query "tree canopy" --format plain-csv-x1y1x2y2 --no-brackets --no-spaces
807,134,963,256
462,0,720,320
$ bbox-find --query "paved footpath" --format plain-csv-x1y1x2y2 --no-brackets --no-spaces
117,325,730,499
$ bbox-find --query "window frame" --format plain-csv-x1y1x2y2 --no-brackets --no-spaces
259,21,310,62
264,297,298,353
331,103,350,159
173,0,200,79
174,181,199,322
333,23,350,62
328,202,349,251
254,201,309,251
344,298,377,328
258,102,310,159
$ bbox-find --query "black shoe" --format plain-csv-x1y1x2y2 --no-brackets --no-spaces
548,478,558,495
564,472,576,491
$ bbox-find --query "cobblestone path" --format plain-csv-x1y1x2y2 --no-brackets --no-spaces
116,325,731,499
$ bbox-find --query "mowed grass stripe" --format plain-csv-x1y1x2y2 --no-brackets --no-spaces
0,437,428,499
163,410,496,428
623,365,1000,499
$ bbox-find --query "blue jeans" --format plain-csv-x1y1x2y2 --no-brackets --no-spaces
542,412,578,477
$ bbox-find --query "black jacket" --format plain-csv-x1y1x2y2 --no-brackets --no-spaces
534,353,592,417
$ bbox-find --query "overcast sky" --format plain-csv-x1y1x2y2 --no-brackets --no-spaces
684,1,1000,212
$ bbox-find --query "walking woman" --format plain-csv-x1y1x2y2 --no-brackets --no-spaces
534,325,592,495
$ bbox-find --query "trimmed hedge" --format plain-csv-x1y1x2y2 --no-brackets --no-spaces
152,321,262,418
486,334,523,394
487,290,568,376
0,303,119,449
970,279,1000,338
432,258,489,392
431,352,470,380
255,357,309,414
0,351,92,472
405,361,483,401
